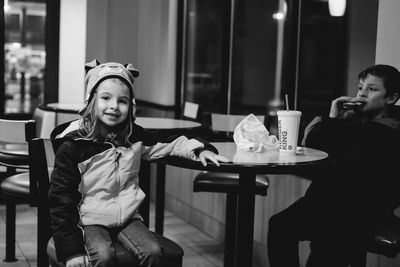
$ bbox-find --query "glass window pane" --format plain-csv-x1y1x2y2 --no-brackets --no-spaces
184,0,224,113
231,0,278,115
4,1,46,115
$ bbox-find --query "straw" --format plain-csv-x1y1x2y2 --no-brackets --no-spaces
285,94,289,110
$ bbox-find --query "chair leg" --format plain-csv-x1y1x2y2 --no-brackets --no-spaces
5,203,17,262
37,206,50,267
155,163,166,235
224,193,237,267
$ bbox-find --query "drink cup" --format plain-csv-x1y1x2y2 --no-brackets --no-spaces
277,110,302,154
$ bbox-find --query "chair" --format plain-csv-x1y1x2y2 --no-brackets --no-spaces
182,101,200,121
349,210,400,267
33,106,56,138
28,138,184,267
193,113,269,267
0,119,36,262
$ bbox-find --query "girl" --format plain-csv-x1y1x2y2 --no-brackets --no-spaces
49,60,227,267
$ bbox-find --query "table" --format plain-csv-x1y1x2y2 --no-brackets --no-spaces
43,102,84,114
43,102,142,116
160,142,329,267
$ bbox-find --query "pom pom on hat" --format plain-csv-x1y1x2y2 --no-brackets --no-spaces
79,59,139,115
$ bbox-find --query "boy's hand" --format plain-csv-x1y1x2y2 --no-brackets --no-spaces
198,151,229,166
330,96,361,119
66,255,89,267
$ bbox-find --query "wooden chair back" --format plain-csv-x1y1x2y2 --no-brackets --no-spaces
0,119,36,143
33,107,57,138
182,101,200,121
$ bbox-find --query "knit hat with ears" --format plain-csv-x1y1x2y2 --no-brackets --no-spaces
79,59,140,115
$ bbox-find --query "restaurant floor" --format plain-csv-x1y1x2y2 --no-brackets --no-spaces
0,202,224,267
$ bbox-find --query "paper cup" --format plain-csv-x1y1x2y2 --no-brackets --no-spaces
277,110,302,154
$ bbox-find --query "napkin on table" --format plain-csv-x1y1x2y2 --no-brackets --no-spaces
233,114,279,152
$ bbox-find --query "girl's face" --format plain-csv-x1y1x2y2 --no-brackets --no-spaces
356,74,397,118
95,79,131,127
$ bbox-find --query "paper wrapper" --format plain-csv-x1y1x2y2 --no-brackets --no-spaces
233,114,279,152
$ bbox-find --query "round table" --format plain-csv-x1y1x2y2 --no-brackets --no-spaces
43,102,84,113
135,117,201,130
160,142,329,267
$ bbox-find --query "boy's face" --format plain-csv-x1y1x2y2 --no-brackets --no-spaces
356,74,396,117
95,79,131,127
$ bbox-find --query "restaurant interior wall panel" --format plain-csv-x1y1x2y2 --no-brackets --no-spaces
86,0,177,107
86,0,109,62
345,0,378,97
86,0,141,67
104,0,140,64
136,0,177,107
375,0,400,69
58,0,87,103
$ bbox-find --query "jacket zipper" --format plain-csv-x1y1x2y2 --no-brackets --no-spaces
114,150,122,225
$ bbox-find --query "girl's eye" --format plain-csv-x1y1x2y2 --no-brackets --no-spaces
101,96,110,101
119,99,129,104
357,86,363,91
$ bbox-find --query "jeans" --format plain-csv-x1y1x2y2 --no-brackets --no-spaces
84,219,162,267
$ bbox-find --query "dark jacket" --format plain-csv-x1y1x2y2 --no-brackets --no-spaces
303,116,400,211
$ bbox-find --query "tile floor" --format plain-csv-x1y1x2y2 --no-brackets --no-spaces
0,203,224,267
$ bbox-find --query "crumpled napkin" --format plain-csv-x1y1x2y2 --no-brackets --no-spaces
233,114,279,152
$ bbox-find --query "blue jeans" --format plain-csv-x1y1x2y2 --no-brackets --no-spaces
84,219,162,267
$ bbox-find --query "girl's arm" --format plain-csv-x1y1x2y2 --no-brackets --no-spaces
48,140,86,263
138,126,227,164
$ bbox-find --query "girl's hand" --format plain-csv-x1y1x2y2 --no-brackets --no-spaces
198,151,229,166
66,255,89,267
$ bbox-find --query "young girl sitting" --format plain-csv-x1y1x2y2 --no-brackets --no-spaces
48,60,227,267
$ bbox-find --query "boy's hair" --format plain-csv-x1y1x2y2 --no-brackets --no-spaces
358,64,400,97
79,78,134,146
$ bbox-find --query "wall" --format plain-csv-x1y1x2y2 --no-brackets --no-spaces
345,0,378,96
375,0,400,69
136,0,177,107
58,0,87,103
59,0,177,106
85,0,177,107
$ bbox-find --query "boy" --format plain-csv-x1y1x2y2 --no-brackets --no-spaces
267,64,400,267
